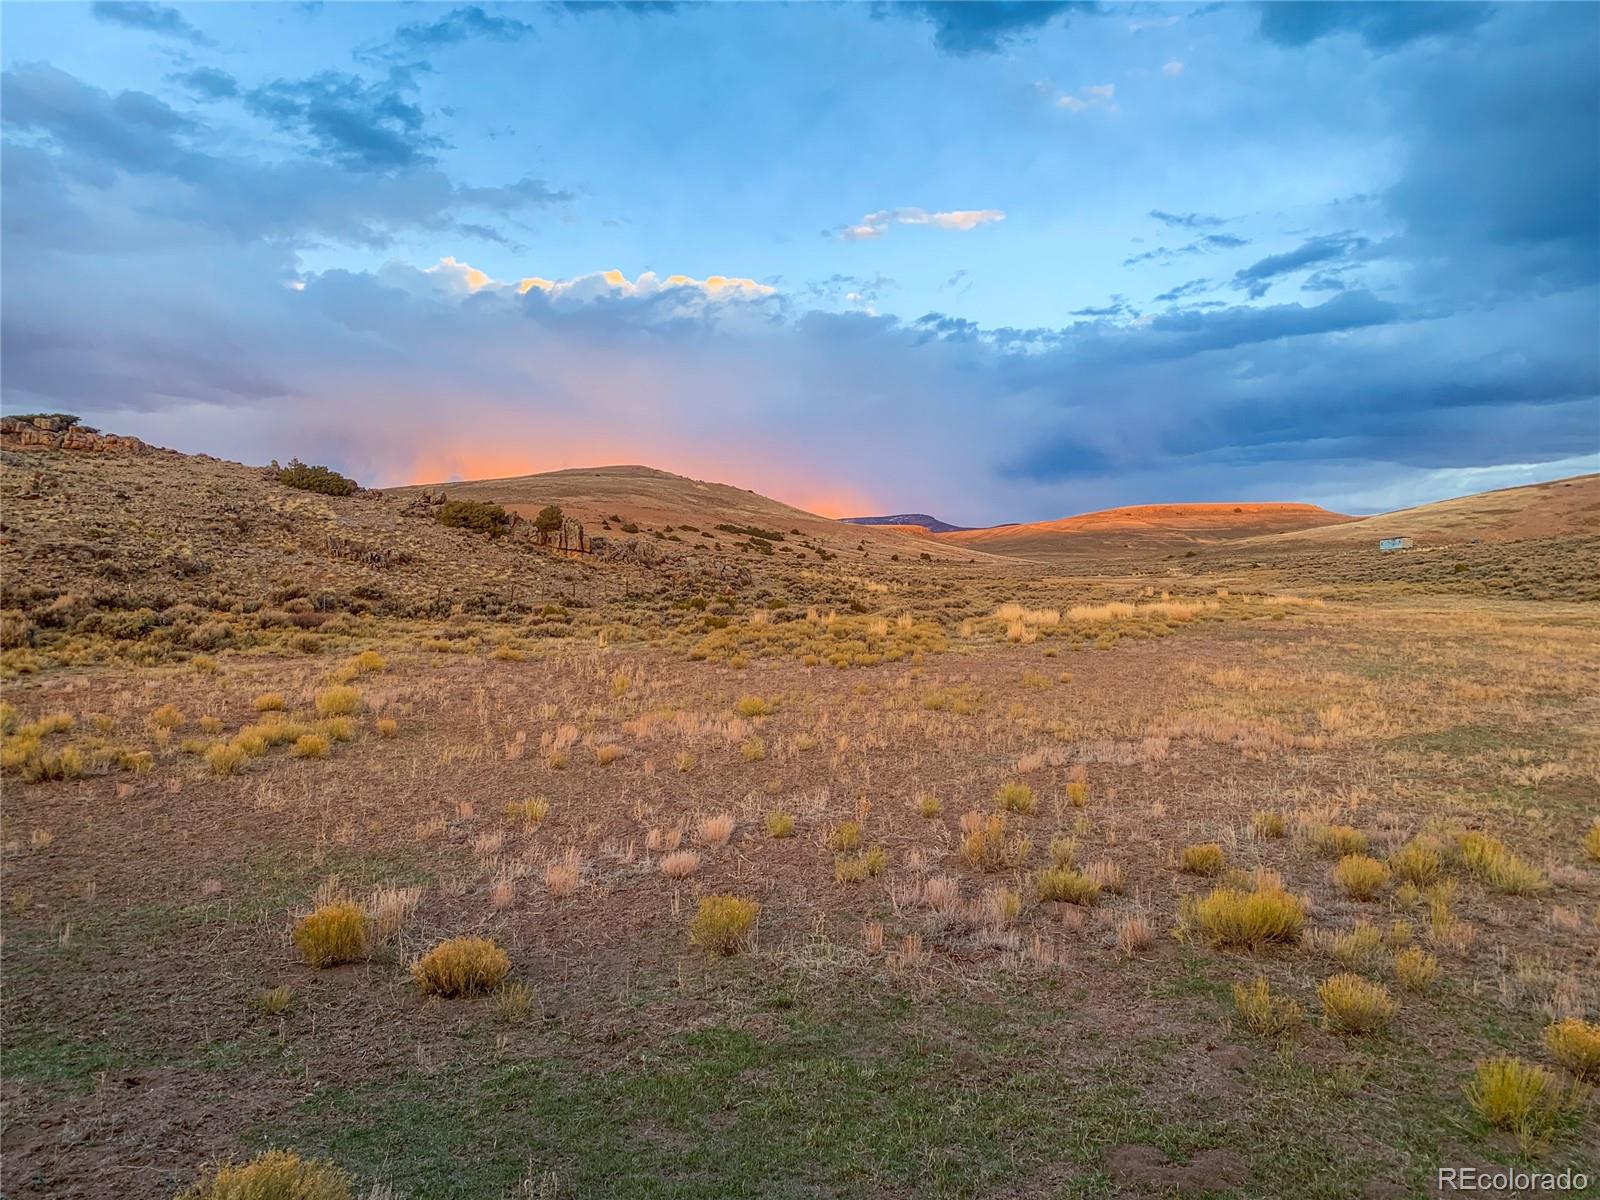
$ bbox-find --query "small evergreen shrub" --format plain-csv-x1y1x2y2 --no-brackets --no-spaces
437,500,510,536
277,459,356,496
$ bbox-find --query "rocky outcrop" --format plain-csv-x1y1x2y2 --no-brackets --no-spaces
0,415,149,454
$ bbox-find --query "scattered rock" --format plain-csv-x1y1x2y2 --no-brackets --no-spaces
1,415,148,454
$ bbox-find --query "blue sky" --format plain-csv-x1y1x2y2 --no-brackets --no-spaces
2,1,1596,522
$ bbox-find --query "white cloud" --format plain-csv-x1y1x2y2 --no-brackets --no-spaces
838,207,1005,241
1162,60,1185,77
400,259,777,305
1050,83,1118,114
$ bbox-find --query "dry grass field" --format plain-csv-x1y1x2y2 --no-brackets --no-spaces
3,436,1598,1199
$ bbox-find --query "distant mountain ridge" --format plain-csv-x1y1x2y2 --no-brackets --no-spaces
840,513,983,534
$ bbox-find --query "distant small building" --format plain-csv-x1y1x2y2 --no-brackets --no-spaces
1378,537,1414,552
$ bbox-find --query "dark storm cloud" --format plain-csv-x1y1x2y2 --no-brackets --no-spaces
1232,233,1369,298
1149,209,1226,230
169,66,239,101
1381,3,1599,295
881,2,1098,55
1,63,568,251
244,71,441,169
1153,278,1211,303
1123,232,1247,268
1258,2,1492,51
394,6,536,47
90,1,212,45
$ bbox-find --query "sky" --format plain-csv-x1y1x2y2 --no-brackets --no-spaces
2,1,1597,524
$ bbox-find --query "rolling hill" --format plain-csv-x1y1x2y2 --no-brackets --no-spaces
933,502,1354,559
391,465,991,561
839,513,978,534
1236,472,1600,548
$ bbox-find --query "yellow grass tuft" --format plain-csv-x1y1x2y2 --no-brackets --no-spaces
1304,823,1367,858
1388,837,1443,885
292,901,369,967
1250,810,1286,839
1036,866,1099,905
1585,820,1600,863
179,1149,351,1200
689,894,759,954
1332,854,1390,900
1456,831,1547,894
1318,973,1397,1034
206,743,249,776
958,812,1031,872
150,704,184,730
1465,1056,1584,1149
375,717,398,738
764,811,796,838
1184,885,1304,950
1394,947,1439,992
915,793,943,818
734,695,777,717
739,737,766,762
352,650,386,674
313,685,361,717
1047,835,1078,868
1178,842,1225,876
592,743,623,765
506,796,550,826
254,985,293,1016
1325,923,1387,971
1544,1018,1600,1082
994,780,1036,814
1064,779,1089,808
412,937,510,996
292,734,330,759
1232,976,1303,1038
827,820,862,852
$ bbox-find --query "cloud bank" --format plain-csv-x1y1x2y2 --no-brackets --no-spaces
2,3,1596,524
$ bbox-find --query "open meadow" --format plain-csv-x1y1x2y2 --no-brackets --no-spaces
3,436,1598,1198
